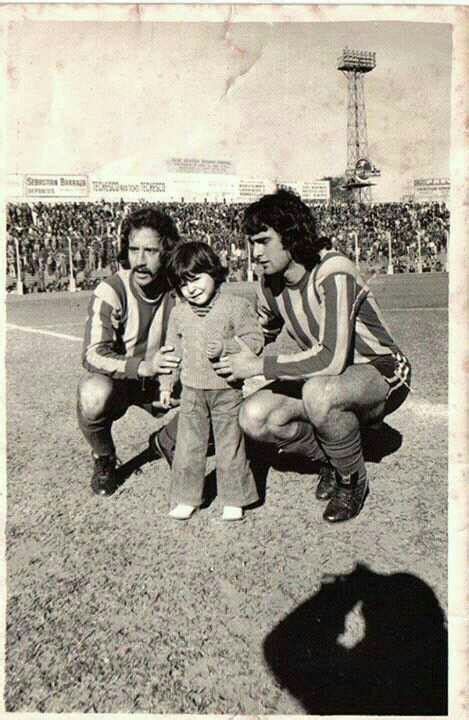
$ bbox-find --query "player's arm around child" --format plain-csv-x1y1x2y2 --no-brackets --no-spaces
157,307,182,411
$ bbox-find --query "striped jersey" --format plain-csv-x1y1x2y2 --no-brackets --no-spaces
258,251,401,381
82,269,176,380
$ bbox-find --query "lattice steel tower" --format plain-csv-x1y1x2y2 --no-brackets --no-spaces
338,48,376,203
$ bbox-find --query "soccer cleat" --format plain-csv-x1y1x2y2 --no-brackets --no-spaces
148,429,175,468
222,506,243,521
315,462,338,501
169,504,196,520
91,454,117,497
323,471,368,523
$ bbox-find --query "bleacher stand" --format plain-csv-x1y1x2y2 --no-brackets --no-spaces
6,199,449,293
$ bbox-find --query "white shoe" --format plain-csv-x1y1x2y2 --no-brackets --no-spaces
169,504,196,520
222,506,243,521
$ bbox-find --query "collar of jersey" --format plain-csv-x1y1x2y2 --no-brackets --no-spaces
284,269,310,290
129,268,166,304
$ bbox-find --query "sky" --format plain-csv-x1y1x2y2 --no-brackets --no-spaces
6,18,452,201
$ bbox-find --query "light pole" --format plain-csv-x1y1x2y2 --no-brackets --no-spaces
14,237,24,295
68,236,77,292
338,48,380,204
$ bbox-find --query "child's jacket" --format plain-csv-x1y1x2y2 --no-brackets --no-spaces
160,291,264,392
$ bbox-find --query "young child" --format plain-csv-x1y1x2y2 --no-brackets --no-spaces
159,241,263,521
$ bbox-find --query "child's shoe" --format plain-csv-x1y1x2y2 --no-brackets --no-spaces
169,504,196,520
222,506,243,521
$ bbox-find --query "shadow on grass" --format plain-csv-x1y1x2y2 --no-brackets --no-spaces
200,469,218,509
114,422,403,499
245,422,403,507
263,563,447,715
361,422,403,463
115,439,218,495
114,446,160,489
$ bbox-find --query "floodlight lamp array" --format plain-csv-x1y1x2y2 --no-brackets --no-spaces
337,48,376,72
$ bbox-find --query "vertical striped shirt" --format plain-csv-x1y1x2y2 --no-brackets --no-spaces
82,269,176,380
259,251,401,381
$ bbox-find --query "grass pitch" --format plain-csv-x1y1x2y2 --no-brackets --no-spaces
5,274,448,714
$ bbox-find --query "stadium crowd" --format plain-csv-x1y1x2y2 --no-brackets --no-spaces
6,198,449,292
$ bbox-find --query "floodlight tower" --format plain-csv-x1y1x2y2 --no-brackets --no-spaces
338,48,377,203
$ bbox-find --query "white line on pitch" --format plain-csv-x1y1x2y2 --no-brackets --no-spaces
390,307,447,312
40,322,85,328
6,323,82,343
5,323,450,421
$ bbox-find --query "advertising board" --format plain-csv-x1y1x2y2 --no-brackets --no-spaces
167,158,234,175
90,177,167,200
279,180,330,201
413,177,450,202
237,179,275,203
23,174,89,198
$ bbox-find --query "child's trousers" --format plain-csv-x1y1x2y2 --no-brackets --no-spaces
170,385,259,508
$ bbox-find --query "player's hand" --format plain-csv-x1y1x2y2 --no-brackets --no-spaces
212,337,263,382
139,346,180,377
151,345,181,375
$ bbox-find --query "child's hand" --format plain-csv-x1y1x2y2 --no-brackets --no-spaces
207,339,224,360
159,390,172,409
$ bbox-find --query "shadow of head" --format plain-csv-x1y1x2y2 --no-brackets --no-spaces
263,563,447,715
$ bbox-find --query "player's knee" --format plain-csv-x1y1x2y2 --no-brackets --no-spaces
239,398,270,441
302,377,337,427
266,407,292,434
77,374,113,420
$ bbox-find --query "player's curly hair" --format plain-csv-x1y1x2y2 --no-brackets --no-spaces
118,207,181,270
242,189,331,270
166,241,228,296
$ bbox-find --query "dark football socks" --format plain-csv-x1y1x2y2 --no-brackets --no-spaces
318,428,367,482
277,421,326,462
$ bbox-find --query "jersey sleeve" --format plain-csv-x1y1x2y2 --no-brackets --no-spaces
82,279,142,380
256,283,284,345
159,306,182,393
263,272,357,380
231,297,264,356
